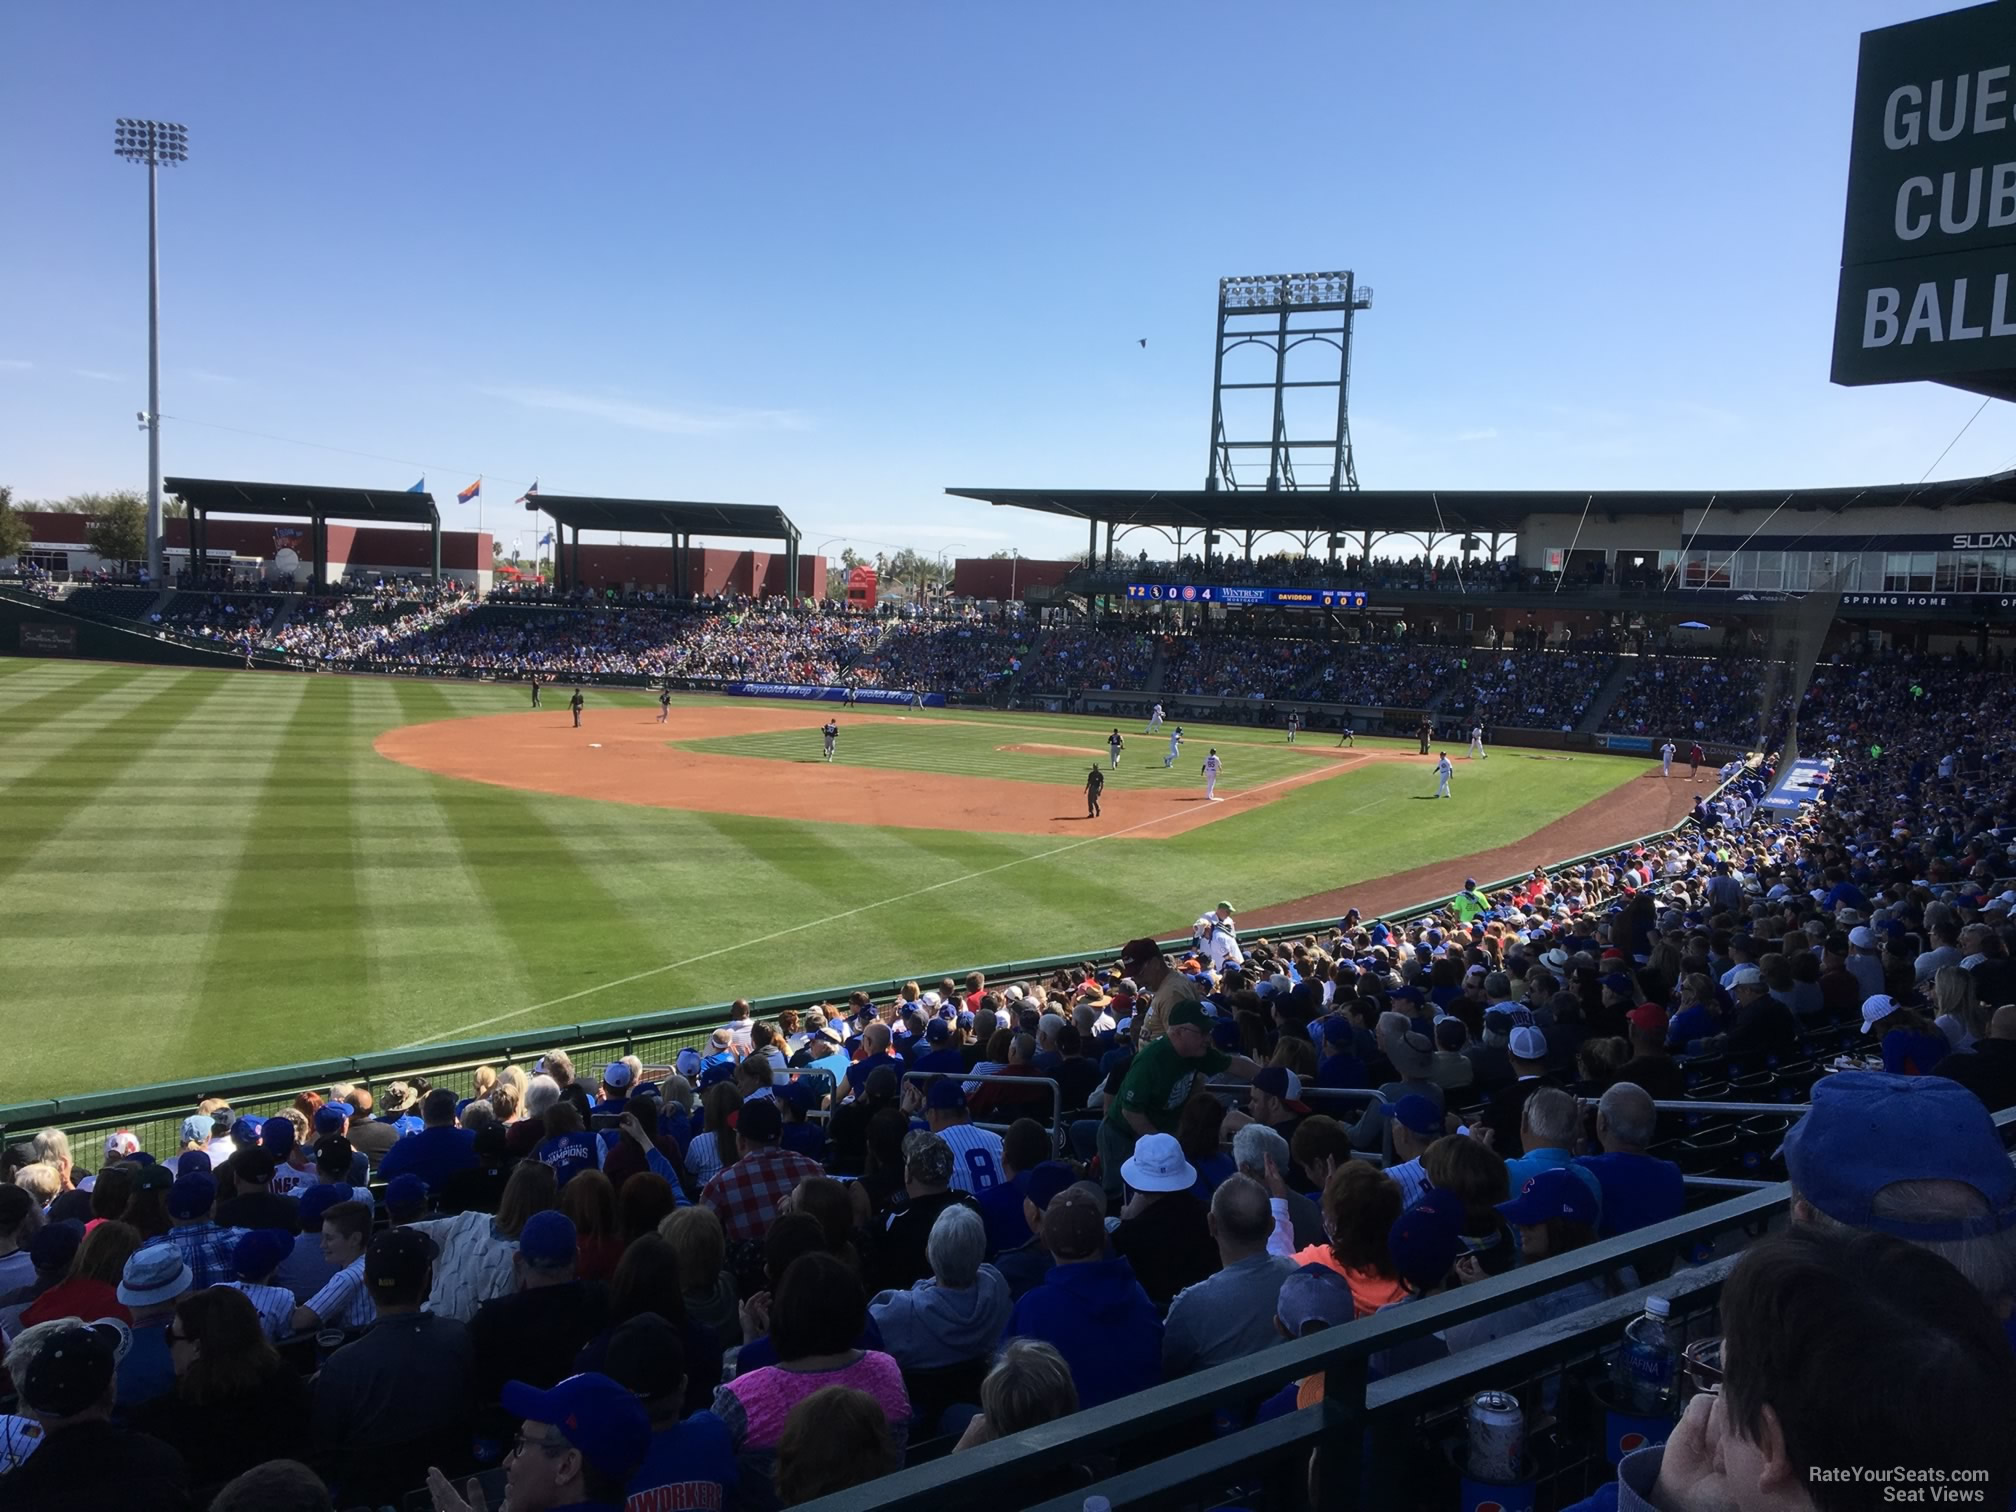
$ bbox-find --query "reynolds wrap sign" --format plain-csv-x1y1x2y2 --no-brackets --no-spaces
1832,2,2016,395
1125,584,1368,608
726,681,946,708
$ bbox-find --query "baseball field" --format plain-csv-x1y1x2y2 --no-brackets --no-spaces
0,657,1687,1099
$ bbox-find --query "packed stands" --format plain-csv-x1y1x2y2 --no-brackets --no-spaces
1600,653,1777,745
7,650,2013,1508
1018,625,1160,693
154,591,284,647
1440,649,1619,731
1160,633,1329,699
849,620,1030,694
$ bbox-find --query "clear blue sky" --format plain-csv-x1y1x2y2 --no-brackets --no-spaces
3,1,2005,561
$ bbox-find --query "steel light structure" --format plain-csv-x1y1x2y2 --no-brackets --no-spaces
114,119,189,582
1207,270,1373,492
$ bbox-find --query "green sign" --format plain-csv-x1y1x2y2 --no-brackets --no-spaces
1832,1,2016,395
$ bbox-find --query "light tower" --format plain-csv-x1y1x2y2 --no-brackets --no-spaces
113,118,189,583
1206,272,1373,492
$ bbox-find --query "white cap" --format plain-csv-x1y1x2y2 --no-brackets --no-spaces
1849,926,1878,949
1861,994,1899,1032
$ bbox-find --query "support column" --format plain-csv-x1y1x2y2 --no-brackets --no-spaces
430,519,441,584
1103,520,1114,572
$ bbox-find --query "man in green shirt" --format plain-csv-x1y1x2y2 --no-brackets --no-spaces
1101,1001,1259,1198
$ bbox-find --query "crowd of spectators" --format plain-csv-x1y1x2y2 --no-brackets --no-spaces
1018,626,1160,693
1159,633,1330,699
5,653,2016,1507
151,593,284,648
1440,649,1618,732
1600,653,1778,745
848,621,1028,694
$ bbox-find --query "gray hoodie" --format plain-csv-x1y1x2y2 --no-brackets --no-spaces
869,1263,1012,1371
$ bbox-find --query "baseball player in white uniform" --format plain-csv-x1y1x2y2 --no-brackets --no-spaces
1107,729,1124,769
1164,727,1185,768
1145,703,1165,733
1434,751,1453,798
1207,909,1243,970
1469,724,1486,760
1202,748,1223,800
1285,711,1301,744
1660,740,1677,777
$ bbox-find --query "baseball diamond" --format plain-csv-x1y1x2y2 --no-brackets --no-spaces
0,661,1660,1098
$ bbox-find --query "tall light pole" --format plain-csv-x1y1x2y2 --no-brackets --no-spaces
114,119,188,585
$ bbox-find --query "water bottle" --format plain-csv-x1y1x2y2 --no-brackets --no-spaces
1610,1296,1677,1415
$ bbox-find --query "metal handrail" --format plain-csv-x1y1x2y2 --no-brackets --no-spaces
897,1070,1064,1148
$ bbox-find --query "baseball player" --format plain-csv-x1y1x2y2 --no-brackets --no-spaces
1689,741,1705,780
1660,739,1677,777
1085,765,1105,818
1469,723,1487,760
822,719,839,762
912,691,925,710
657,686,672,724
1163,726,1185,768
569,687,585,728
844,686,858,706
1336,722,1355,748
1417,717,1433,756
1285,711,1301,744
529,676,542,709
1145,702,1165,733
1202,748,1223,800
1434,750,1453,798
1107,728,1124,770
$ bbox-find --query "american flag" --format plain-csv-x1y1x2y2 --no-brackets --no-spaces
515,479,540,505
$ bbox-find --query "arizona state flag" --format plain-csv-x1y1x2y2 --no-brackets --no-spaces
457,478,482,504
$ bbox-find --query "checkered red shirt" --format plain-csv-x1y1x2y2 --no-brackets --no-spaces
700,1145,827,1244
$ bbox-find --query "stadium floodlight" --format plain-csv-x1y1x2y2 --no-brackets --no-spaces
113,118,189,584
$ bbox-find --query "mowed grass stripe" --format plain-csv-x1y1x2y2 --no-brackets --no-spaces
345,679,540,1033
0,667,204,795
0,671,228,888
194,679,373,1059
0,664,151,741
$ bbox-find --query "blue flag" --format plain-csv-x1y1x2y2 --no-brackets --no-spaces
537,530,554,547
406,477,425,494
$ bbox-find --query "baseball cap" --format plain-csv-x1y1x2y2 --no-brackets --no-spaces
175,1148,213,1178
1726,965,1765,989
1321,1016,1355,1045
1117,938,1163,972
298,1182,350,1228
1275,1262,1357,1335
956,1009,975,1028
601,1314,688,1402
259,1115,296,1155
232,1228,293,1282
103,1130,142,1162
1849,926,1879,948
1860,995,1901,1032
925,1077,968,1111
1022,1161,1076,1212
1251,1065,1310,1115
734,1099,783,1143
365,1226,441,1291
518,1210,580,1270
1600,973,1634,997
1781,1071,2016,1241
500,1373,652,1483
313,1103,353,1134
674,1048,704,1079
926,1018,951,1044
1498,1168,1600,1227
230,1115,264,1146
385,1173,429,1211
777,1079,822,1111
1039,1189,1107,1261
1388,1188,1468,1290
1508,1025,1550,1061
1382,1093,1442,1138
165,1173,217,1220
903,1130,955,1187
1165,1001,1212,1034
19,1322,125,1417
1120,1132,1197,1194
1626,1003,1670,1037
179,1114,211,1145
117,1245,193,1308
604,1061,635,1090
30,1220,84,1275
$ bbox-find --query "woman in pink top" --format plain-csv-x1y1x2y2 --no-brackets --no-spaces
714,1252,910,1507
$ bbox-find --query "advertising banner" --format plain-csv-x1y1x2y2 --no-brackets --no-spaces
1758,757,1834,813
726,681,946,708
1125,584,1368,608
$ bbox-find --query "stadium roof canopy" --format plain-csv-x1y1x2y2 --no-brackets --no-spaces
948,474,2016,534
165,476,440,526
531,495,803,595
164,475,442,585
532,495,800,541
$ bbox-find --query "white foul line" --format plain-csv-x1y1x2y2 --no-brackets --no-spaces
392,762,1332,1049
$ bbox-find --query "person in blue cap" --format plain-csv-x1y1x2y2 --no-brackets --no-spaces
428,1371,649,1512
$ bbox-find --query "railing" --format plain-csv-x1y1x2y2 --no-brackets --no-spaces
806,1104,2016,1511
0,773,1736,1160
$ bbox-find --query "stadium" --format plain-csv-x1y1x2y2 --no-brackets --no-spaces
6,7,2016,1512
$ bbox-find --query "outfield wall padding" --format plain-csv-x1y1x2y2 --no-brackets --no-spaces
0,592,249,669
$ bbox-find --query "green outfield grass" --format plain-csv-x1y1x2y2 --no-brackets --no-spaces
0,658,1647,1099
